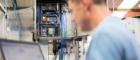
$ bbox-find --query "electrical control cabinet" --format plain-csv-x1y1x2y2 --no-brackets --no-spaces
36,3,61,38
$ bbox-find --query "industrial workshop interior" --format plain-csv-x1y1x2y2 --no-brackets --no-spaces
0,0,140,60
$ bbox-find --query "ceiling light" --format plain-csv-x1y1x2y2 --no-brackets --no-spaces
112,0,139,18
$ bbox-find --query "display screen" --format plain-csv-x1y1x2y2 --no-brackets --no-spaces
1,41,44,60
47,17,57,24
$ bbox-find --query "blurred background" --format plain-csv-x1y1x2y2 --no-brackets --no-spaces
0,0,139,60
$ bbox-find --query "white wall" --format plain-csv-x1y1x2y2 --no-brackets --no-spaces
0,14,6,39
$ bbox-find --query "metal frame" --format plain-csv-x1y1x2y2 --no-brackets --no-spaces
0,3,6,13
0,39,46,60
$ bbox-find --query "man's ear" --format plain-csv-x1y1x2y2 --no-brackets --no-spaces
81,0,92,11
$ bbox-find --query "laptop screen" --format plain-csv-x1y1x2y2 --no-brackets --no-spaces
0,41,45,60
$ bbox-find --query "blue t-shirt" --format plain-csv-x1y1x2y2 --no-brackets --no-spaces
86,16,140,60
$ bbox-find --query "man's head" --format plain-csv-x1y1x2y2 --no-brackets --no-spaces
68,0,110,32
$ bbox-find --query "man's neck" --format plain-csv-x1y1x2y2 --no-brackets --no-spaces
91,6,112,29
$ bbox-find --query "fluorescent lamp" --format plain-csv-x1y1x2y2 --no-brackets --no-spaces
112,11,128,18
112,0,139,18
118,0,139,9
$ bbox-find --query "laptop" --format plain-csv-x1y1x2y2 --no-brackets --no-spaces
0,40,45,60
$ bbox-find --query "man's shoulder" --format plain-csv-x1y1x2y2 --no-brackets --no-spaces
91,16,133,40
93,22,132,41
95,25,131,39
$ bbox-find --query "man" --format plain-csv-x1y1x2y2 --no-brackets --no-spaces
67,0,140,60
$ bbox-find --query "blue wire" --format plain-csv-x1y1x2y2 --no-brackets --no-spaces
60,12,67,60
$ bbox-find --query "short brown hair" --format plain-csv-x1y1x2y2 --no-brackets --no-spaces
71,0,106,5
